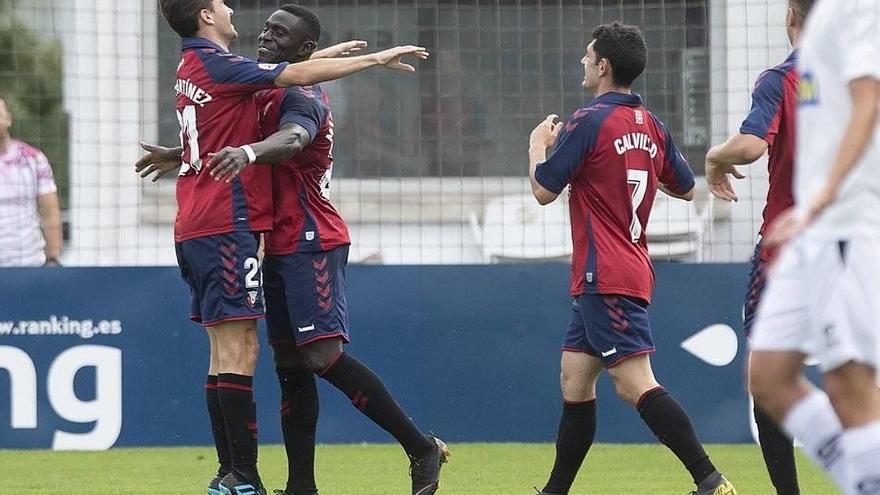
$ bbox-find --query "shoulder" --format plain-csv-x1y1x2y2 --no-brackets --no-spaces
15,140,45,160
563,103,616,135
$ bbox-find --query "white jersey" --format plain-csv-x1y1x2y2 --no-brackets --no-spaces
0,139,57,267
796,0,880,239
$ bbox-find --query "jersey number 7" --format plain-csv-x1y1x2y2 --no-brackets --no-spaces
627,169,649,243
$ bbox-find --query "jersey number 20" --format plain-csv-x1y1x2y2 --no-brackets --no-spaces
176,105,201,175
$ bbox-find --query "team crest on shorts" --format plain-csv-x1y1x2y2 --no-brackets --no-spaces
247,289,260,308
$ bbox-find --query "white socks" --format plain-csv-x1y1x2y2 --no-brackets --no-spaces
782,389,848,489
841,419,880,495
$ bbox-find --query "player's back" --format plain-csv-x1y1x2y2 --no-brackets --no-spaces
741,52,799,239
537,92,694,303
257,85,350,255
797,0,880,239
173,37,289,242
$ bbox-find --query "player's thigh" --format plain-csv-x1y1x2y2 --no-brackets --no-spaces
177,232,265,327
277,246,351,348
815,239,880,373
749,240,814,355
263,254,297,349
560,350,603,401
213,318,259,369
576,294,655,369
743,242,770,338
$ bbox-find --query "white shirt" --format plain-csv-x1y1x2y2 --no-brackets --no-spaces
0,139,57,266
796,0,880,239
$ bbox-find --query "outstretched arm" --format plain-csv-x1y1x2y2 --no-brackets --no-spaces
310,40,368,59
274,45,429,87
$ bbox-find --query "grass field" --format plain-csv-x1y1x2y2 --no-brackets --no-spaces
0,443,837,494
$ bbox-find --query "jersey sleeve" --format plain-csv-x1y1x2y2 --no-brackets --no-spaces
654,119,695,195
740,69,785,145
198,50,290,95
534,110,598,194
279,88,326,141
34,151,57,196
842,2,880,84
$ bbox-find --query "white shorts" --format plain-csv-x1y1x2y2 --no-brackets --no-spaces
750,237,880,372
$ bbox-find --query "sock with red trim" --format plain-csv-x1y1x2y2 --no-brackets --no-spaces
218,373,260,484
320,352,434,457
637,387,715,485
277,367,319,494
206,375,232,478
542,400,597,494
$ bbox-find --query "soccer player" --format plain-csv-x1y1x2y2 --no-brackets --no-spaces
157,1,427,494
527,23,737,495
142,5,447,495
749,1,880,494
705,1,812,493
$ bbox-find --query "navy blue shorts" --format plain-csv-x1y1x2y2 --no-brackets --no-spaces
563,294,655,367
263,245,350,347
744,241,770,338
175,232,264,327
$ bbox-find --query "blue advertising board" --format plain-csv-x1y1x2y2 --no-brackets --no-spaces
0,264,750,449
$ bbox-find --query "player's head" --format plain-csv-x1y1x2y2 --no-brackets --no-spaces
160,0,237,44
0,94,11,138
582,22,647,92
786,0,814,44
257,4,321,64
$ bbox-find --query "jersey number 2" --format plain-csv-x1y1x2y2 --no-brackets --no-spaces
627,169,649,243
176,105,202,174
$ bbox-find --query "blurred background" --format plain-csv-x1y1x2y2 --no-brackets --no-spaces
1,0,790,266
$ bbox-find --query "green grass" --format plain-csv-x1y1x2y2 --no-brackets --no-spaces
0,443,837,494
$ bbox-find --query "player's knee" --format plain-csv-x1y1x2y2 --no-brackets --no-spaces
300,339,343,373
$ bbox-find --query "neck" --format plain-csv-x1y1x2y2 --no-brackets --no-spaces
0,133,11,152
196,30,229,51
594,82,631,98
789,29,801,48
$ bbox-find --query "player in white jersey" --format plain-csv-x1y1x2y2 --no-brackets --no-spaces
749,1,880,494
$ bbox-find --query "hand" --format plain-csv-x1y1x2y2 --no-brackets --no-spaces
805,184,837,222
311,40,368,59
706,159,746,202
135,141,182,182
209,146,249,182
373,45,430,72
530,114,563,149
763,207,807,250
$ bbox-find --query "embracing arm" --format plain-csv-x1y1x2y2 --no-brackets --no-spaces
209,123,314,182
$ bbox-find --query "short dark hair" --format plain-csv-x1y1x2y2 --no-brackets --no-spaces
160,0,214,38
278,4,321,42
590,22,648,88
789,0,815,26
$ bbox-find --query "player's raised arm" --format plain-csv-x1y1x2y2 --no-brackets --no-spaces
310,40,368,59
274,45,429,87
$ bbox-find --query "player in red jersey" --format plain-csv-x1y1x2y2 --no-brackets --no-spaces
527,23,736,495
705,2,811,493
141,5,445,494
155,1,427,494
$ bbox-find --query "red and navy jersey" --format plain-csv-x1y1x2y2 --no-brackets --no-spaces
173,37,289,242
257,85,350,255
739,50,798,254
535,92,695,302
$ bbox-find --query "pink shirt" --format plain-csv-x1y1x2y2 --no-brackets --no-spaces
0,139,57,266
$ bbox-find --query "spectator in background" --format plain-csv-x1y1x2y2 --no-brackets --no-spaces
0,93,62,267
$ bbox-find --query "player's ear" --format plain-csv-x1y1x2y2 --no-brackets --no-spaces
785,7,795,28
300,40,318,57
200,7,215,27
